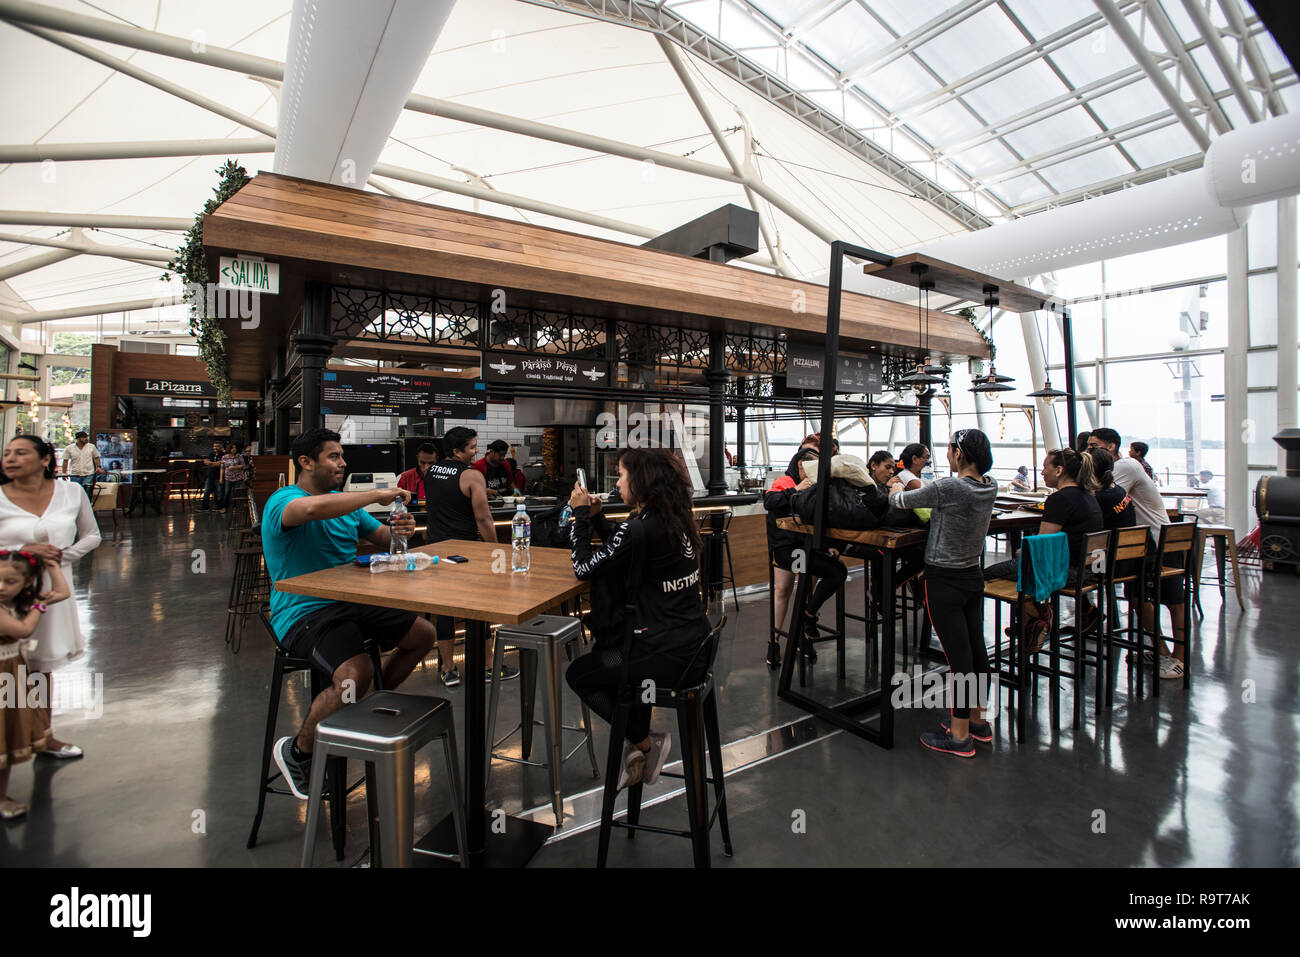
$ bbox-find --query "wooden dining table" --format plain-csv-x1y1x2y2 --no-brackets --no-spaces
275,539,586,868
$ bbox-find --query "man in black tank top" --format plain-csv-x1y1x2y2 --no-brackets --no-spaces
423,427,518,684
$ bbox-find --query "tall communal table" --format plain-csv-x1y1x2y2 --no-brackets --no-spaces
275,539,585,868
775,508,1045,749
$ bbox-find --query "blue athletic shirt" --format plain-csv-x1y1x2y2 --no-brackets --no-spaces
262,485,382,642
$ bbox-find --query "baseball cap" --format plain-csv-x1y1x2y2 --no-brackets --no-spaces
487,439,509,453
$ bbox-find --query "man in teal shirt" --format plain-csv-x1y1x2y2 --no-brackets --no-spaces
262,427,437,799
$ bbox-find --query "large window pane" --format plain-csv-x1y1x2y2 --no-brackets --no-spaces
1248,201,1278,270
1248,349,1278,388
1104,284,1223,358
1246,391,1279,467
1102,235,1227,293
1101,354,1224,486
1249,272,1278,347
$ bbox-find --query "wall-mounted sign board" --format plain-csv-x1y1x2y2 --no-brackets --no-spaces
217,256,279,293
322,370,486,418
784,341,882,393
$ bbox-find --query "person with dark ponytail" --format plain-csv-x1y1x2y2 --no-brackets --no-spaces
887,429,997,758
565,448,712,789
895,443,930,491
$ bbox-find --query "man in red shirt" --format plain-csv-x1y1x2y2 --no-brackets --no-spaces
472,439,526,497
397,442,439,504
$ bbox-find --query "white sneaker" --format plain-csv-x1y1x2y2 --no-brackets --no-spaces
617,747,645,789
643,732,672,785
1159,656,1185,680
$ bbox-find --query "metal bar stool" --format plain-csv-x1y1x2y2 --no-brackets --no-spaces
227,486,253,544
597,616,731,868
1192,524,1245,615
766,541,848,680
698,509,739,611
225,545,269,654
301,691,468,868
485,615,599,825
246,609,385,861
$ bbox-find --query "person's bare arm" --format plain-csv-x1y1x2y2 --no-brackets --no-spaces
38,560,70,604
462,469,498,543
1038,521,1062,536
0,606,43,641
281,487,410,528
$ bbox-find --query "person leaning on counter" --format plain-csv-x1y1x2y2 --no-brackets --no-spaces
473,439,526,498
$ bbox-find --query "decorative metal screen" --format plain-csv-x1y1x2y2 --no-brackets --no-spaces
329,286,480,349
488,309,606,355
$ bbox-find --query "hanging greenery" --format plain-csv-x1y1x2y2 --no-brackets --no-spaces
956,305,995,358
162,160,251,407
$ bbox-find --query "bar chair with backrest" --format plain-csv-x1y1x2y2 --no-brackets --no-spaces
596,614,732,868
1048,528,1112,728
1149,519,1198,692
1101,525,1152,707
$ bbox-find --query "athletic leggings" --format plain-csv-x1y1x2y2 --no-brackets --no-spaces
773,546,848,616
566,643,704,744
923,564,989,719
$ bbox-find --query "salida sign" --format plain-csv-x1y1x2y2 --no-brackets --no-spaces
127,378,218,398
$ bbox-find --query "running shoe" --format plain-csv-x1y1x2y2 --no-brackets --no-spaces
273,736,312,800
920,729,976,758
941,719,993,743
618,745,646,789
485,663,520,681
440,666,461,688
1159,656,1185,680
643,732,672,785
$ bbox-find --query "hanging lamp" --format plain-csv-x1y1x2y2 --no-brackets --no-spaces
898,269,946,393
971,286,1015,397
1026,307,1069,402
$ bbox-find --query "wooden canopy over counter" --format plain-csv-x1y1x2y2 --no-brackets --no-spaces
202,173,992,393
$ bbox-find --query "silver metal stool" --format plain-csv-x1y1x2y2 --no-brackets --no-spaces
486,615,599,825
301,691,467,868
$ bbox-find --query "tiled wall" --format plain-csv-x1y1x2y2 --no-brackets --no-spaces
324,413,395,444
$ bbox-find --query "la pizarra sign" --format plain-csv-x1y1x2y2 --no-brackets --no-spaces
217,256,279,293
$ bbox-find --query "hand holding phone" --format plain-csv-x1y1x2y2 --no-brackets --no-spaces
575,468,587,490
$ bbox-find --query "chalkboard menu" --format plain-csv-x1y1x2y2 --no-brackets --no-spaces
481,351,611,387
321,370,486,418
785,341,882,393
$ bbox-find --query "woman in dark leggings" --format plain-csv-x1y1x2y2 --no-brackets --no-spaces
565,449,712,789
763,447,847,664
888,429,998,758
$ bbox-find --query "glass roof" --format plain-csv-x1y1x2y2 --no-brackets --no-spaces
0,0,1295,333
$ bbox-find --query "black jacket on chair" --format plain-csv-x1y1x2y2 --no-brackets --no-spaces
791,478,889,530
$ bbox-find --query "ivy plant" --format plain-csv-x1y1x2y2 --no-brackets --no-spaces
162,160,250,407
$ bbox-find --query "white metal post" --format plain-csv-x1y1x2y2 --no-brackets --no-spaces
1279,196,1298,472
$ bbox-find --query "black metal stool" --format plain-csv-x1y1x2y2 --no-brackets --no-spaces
225,546,269,654
597,615,731,868
766,544,849,679
701,509,739,611
227,486,253,545
246,609,385,860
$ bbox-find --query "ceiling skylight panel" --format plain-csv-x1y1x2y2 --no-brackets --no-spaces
950,138,1020,177
986,171,1054,207
957,57,1070,125
1049,29,1136,88
1118,124,1202,167
910,3,1026,72
997,107,1111,159
906,99,984,148
1036,149,1131,192
860,55,941,114
799,3,893,67
719,1,780,49
1088,74,1175,127
1002,0,1098,37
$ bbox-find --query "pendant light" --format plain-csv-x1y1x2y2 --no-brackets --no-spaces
1026,307,1070,403
971,286,1015,397
898,271,946,394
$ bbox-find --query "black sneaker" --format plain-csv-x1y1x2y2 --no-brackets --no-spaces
941,719,993,743
440,667,461,688
920,729,976,758
273,736,312,799
486,663,520,681
765,639,781,670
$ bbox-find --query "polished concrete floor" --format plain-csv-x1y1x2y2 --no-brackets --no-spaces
0,511,1295,867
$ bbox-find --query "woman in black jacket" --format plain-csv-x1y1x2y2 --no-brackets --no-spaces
565,448,712,790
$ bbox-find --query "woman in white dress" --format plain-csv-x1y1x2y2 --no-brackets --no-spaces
0,435,101,758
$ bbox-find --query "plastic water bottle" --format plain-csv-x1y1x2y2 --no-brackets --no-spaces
370,552,434,573
921,464,935,482
389,497,409,556
512,504,531,573
559,503,572,524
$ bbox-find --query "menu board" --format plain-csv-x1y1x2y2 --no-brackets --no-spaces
785,340,882,393
95,429,135,475
321,370,486,418
481,351,611,387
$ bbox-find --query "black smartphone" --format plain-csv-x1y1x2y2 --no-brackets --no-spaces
445,555,469,563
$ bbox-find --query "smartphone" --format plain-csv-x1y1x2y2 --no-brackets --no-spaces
575,468,587,490
445,555,469,564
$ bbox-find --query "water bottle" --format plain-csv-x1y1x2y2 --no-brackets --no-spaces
559,503,572,524
921,464,935,482
389,497,409,556
370,552,434,573
511,504,531,574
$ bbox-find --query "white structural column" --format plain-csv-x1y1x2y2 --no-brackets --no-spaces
1225,227,1250,535
1279,196,1298,471
1019,309,1063,452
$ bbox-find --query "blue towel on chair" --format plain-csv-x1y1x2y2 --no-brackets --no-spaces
1017,532,1068,603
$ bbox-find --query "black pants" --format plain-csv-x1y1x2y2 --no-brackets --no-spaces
923,565,988,719
566,644,703,744
773,546,847,616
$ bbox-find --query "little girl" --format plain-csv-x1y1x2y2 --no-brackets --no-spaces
0,549,70,820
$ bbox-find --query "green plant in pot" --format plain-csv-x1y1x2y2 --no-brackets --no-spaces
163,160,250,408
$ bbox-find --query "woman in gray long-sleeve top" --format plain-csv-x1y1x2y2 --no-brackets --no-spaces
888,429,997,758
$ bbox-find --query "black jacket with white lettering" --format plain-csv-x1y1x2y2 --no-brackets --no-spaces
570,505,709,655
